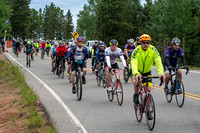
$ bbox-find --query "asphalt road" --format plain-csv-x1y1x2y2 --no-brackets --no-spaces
6,48,200,133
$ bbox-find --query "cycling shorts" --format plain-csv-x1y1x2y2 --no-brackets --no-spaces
105,62,119,69
139,71,152,87
71,61,86,72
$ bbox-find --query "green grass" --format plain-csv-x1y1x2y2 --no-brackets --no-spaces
0,57,56,132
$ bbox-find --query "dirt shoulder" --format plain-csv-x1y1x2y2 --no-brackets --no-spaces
0,52,56,133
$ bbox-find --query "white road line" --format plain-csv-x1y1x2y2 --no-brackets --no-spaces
4,52,88,133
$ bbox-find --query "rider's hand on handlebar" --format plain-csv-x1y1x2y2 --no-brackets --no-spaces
135,74,142,83
168,65,172,71
108,67,112,73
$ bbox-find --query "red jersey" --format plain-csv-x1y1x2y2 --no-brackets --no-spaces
56,46,67,57
40,42,46,48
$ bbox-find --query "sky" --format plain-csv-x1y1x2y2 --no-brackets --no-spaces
30,0,146,31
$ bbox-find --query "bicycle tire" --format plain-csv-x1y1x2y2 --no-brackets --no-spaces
165,82,173,103
76,72,82,101
61,62,64,79
175,79,185,107
134,93,143,122
145,94,156,131
28,56,31,67
124,69,129,83
103,70,107,88
116,79,123,105
16,49,18,58
97,76,101,86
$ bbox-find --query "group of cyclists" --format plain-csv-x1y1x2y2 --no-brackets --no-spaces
11,34,188,121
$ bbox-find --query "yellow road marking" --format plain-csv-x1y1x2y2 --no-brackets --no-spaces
43,55,200,100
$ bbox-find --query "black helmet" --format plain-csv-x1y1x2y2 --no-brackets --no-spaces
172,37,181,45
109,39,118,45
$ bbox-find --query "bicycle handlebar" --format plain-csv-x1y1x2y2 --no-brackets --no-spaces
169,65,189,75
137,76,163,87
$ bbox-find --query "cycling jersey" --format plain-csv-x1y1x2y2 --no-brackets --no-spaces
124,43,136,56
70,46,88,61
92,45,99,56
40,42,46,48
96,47,106,63
46,43,51,48
105,47,126,67
131,45,163,77
164,46,184,67
34,42,39,48
16,42,21,48
25,44,33,52
56,46,67,57
51,45,57,54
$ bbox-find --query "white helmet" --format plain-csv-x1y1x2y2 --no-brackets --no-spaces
54,42,58,45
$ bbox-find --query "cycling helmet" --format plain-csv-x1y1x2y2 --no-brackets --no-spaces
109,39,118,45
76,36,84,42
17,39,20,42
95,40,99,43
136,36,140,41
99,41,105,47
128,39,134,43
139,34,151,42
60,41,64,44
171,37,181,45
27,41,31,45
54,42,58,45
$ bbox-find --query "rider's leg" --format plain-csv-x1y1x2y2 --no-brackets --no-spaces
71,70,76,85
165,72,170,87
105,67,111,86
177,69,182,80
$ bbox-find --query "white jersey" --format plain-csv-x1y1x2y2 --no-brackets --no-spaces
105,47,126,67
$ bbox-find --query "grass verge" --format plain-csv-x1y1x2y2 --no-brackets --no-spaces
0,48,56,132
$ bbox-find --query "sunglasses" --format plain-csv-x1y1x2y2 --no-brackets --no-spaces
141,42,150,45
111,44,117,46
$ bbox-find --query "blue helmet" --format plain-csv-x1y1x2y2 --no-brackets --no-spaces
99,41,105,47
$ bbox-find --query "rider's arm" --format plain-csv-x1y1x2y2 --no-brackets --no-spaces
180,56,186,66
153,47,164,76
96,49,99,63
120,54,127,67
91,46,94,55
131,49,139,77
84,47,88,60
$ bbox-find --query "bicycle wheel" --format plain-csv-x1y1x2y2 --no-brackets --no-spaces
165,83,173,103
76,72,82,101
124,69,129,83
103,70,107,88
134,93,143,122
28,56,31,67
97,70,101,86
175,79,185,107
16,49,18,57
145,94,156,131
116,79,123,105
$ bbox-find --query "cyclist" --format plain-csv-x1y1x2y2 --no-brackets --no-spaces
105,39,127,92
50,41,58,72
91,40,99,72
56,41,67,75
131,34,164,120
95,41,106,76
70,36,88,94
15,39,21,55
34,40,39,55
46,40,51,57
123,38,136,79
24,41,35,66
163,37,188,94
134,36,141,47
40,40,46,58
67,42,75,79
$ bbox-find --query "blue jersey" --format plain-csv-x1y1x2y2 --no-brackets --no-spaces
164,46,184,66
51,45,57,54
124,43,136,56
96,47,106,63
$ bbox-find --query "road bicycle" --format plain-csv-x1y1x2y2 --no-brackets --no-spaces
27,51,33,67
124,61,134,84
134,76,163,130
41,48,45,60
165,65,189,107
107,68,123,105
96,62,107,87
75,62,83,101
57,57,65,79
